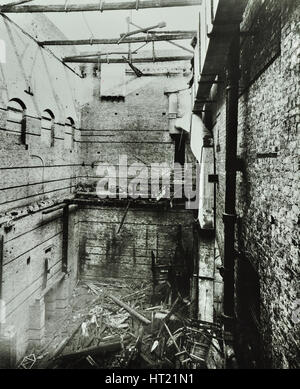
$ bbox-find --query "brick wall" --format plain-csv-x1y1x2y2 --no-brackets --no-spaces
0,13,83,214
0,14,82,361
78,204,195,284
77,62,196,288
1,208,79,360
212,0,299,368
79,66,190,182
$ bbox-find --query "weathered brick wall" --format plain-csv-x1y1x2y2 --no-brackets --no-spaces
78,62,195,285
78,204,194,283
0,14,82,361
1,208,79,360
212,0,299,368
0,13,83,214
79,66,190,187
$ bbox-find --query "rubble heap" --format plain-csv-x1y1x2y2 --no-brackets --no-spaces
26,279,225,369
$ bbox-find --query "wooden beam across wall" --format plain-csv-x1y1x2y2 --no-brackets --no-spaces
63,55,193,63
1,0,202,13
39,32,197,46
0,0,34,11
71,51,138,59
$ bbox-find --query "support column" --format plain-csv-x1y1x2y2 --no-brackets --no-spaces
27,298,45,348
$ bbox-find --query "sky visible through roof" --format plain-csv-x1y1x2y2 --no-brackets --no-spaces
1,0,200,55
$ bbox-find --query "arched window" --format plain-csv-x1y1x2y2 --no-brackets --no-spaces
64,117,75,149
7,98,26,145
41,109,55,147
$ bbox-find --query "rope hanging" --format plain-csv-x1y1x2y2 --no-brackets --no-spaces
135,0,139,10
152,41,155,62
82,12,95,46
97,52,101,77
64,0,68,12
99,0,104,12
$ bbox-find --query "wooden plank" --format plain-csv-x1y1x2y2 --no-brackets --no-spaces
0,0,34,10
119,22,166,39
57,335,132,361
39,33,197,46
64,55,192,64
129,20,195,54
108,294,151,325
198,279,214,323
68,51,136,59
2,0,202,13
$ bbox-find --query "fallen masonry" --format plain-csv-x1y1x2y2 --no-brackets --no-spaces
18,279,225,369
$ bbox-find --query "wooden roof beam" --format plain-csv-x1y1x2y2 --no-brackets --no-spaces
39,32,197,46
1,0,202,13
63,55,193,63
0,0,34,11
119,22,166,39
128,20,195,54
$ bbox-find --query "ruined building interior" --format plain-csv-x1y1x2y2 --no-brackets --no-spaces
0,0,299,370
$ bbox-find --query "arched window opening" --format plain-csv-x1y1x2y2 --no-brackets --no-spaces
64,117,75,150
7,99,26,145
41,109,55,147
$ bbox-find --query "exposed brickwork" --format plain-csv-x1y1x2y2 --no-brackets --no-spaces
212,0,299,368
0,23,192,363
78,63,196,286
240,0,281,92
0,14,82,361
80,69,190,168
78,204,195,283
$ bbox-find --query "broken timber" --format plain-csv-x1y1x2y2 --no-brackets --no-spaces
39,32,197,46
56,335,132,361
108,294,151,325
1,0,202,13
119,22,166,39
116,200,131,234
63,55,192,64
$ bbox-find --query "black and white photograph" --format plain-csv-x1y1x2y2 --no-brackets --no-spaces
0,0,298,373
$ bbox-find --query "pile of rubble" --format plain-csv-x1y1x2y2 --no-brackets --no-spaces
37,280,225,369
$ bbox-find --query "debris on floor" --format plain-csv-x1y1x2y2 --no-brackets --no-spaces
30,279,225,369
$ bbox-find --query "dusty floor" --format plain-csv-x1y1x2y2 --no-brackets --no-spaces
29,279,150,368
18,278,224,369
